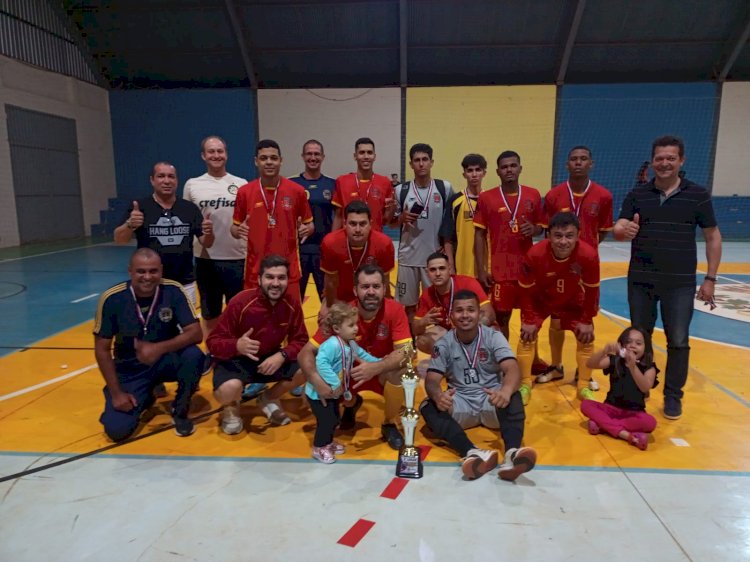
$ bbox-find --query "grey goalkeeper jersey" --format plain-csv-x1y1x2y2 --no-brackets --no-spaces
395,179,454,266
428,325,516,400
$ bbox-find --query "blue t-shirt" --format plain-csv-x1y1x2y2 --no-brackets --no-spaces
290,173,336,253
93,280,199,375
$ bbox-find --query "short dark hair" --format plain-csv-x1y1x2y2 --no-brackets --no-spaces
256,139,281,156
355,137,375,151
129,247,161,266
302,139,324,153
259,254,289,276
568,145,592,159
548,211,580,231
201,136,227,152
151,161,176,177
344,200,371,219
355,263,385,286
409,143,433,160
651,135,684,158
426,251,449,265
496,151,521,167
453,289,479,306
461,153,487,170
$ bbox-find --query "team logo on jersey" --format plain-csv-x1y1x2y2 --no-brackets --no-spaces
523,200,534,211
282,196,293,210
254,201,264,208
570,263,582,276
158,307,173,322
227,184,238,195
433,193,441,203
365,255,377,265
323,189,332,201
588,203,600,216
431,346,440,358
371,188,381,199
478,348,489,362
376,323,389,338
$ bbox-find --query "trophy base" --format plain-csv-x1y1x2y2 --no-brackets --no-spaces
396,446,424,479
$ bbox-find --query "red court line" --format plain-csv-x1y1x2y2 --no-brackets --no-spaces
419,445,432,461
380,477,408,499
338,518,376,548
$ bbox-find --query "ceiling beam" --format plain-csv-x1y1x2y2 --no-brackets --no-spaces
717,12,750,81
556,0,586,85
224,0,258,89
399,0,408,87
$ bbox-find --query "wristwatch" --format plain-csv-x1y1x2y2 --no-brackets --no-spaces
280,349,289,360
704,275,717,283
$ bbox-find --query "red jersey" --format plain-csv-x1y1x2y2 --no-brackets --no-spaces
333,173,394,231
312,298,411,359
233,178,313,287
518,239,600,327
543,181,613,248
320,229,395,302
206,288,309,361
415,274,490,329
473,185,543,281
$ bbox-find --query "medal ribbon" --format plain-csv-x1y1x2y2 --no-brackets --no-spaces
464,193,478,217
566,180,591,217
258,181,280,222
411,180,435,218
498,185,522,227
455,327,482,370
347,240,369,272
337,336,353,395
129,284,160,335
354,174,372,201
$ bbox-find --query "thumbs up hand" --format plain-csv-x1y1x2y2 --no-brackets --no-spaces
236,215,250,240
128,200,144,229
298,217,314,242
236,327,260,360
624,212,640,240
201,212,213,236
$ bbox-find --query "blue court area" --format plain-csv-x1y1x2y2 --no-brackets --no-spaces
0,245,133,356
600,275,750,348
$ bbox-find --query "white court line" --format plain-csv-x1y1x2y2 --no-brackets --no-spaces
0,364,97,402
71,293,99,303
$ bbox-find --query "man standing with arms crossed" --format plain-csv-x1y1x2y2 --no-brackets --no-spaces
183,136,247,334
290,139,337,301
538,145,613,388
614,135,721,420
333,137,396,232
231,139,314,302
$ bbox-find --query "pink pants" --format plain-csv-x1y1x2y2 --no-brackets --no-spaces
581,400,656,437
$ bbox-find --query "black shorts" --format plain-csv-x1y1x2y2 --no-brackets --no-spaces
212,356,299,390
195,258,245,319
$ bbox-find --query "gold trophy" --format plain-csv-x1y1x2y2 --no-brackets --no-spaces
396,343,423,479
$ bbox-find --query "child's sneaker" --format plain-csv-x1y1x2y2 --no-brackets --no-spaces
312,445,336,464
579,387,596,401
588,379,599,391
587,419,600,435
629,432,649,450
461,448,499,480
330,440,346,455
498,447,537,482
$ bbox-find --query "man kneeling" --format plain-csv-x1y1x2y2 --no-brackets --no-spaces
420,289,537,481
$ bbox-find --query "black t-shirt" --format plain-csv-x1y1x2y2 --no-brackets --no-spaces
603,355,660,411
123,197,203,284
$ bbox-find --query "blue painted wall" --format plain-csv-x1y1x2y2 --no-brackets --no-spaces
109,89,257,203
554,83,720,218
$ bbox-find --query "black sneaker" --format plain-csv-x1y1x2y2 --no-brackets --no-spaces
153,383,168,399
381,423,404,450
339,394,363,430
664,396,682,420
173,415,195,437
201,353,214,376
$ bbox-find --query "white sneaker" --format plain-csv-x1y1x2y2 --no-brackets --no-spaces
221,404,243,435
498,447,537,482
461,448,499,480
258,394,291,426
588,379,600,391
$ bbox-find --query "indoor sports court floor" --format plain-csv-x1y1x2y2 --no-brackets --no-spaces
1,240,749,561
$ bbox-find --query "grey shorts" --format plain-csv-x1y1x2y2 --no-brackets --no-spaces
450,392,500,430
396,264,431,306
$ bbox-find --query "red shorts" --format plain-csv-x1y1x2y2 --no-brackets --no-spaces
491,281,521,313
244,279,301,303
532,310,585,332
